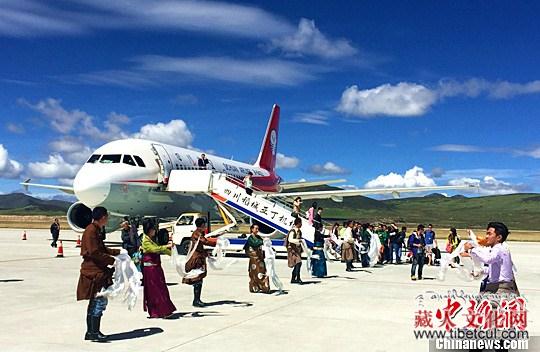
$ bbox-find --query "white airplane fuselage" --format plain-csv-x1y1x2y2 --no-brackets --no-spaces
68,138,280,231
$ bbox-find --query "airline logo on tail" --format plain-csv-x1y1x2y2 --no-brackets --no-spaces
255,104,280,173
270,130,277,156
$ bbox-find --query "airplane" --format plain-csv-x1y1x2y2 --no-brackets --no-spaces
22,104,474,234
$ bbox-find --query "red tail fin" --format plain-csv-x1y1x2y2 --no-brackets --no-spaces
254,104,280,172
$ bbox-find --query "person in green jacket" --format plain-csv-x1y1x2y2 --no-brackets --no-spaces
141,220,176,318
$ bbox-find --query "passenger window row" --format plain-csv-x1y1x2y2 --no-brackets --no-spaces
86,154,146,167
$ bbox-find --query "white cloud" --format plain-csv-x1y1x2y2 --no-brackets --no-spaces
6,122,25,133
293,110,330,125
365,166,436,188
431,144,486,153
337,83,437,117
270,18,357,59
74,70,157,88
27,154,80,179
134,55,316,86
307,161,349,175
58,178,74,186
21,97,93,134
442,168,525,180
438,78,540,99
22,98,130,141
276,153,299,169
0,144,24,178
515,147,540,159
0,0,293,38
432,144,540,160
338,184,358,190
337,78,540,118
48,137,93,164
133,119,194,147
448,176,529,195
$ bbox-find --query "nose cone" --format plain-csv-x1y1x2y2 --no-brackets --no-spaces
73,167,111,207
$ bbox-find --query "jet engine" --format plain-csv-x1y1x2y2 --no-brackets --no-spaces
66,201,122,233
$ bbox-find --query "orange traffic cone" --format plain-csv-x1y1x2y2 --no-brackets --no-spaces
75,235,81,248
21,230,27,240
56,240,64,258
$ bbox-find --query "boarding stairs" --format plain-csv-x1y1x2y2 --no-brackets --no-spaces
167,170,315,244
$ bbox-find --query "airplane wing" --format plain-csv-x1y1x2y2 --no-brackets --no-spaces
266,184,478,202
279,179,346,190
20,179,75,194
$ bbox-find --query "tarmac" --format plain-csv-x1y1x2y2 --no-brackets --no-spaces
0,228,539,352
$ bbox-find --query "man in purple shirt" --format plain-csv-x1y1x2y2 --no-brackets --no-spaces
462,222,519,296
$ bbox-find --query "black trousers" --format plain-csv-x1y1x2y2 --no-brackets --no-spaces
292,263,302,280
51,232,59,246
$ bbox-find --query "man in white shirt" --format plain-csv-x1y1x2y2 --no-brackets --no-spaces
462,222,518,296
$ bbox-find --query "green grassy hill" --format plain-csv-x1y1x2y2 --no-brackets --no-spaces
2,191,540,230
319,193,540,230
0,193,71,215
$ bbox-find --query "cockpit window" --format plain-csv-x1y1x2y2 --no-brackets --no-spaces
122,155,136,166
133,155,146,167
100,154,121,164
87,154,101,163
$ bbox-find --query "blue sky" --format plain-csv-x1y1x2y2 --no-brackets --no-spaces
0,0,539,198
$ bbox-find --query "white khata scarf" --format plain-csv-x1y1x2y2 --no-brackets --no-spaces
96,251,142,310
171,236,235,279
438,230,485,282
262,237,283,292
367,229,381,267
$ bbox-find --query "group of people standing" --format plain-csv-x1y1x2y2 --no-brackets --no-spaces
77,207,217,342
76,203,520,344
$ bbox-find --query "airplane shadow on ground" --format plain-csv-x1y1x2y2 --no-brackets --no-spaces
107,327,164,341
0,279,24,283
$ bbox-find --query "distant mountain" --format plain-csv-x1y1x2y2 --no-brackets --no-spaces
49,194,77,202
424,193,448,199
321,193,540,230
1,190,539,230
0,193,71,215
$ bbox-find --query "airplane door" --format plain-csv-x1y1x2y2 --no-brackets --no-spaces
151,144,173,184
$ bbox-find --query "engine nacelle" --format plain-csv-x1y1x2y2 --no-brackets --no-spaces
67,202,93,232
67,201,122,233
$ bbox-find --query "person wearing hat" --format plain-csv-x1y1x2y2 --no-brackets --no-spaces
182,217,218,307
77,206,120,342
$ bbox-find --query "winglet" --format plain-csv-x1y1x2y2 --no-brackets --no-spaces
22,178,31,192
